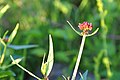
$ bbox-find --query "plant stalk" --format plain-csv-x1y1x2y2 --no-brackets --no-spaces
16,63,41,80
71,35,86,80
0,45,7,65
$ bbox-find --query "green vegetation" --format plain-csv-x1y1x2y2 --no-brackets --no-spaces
0,0,120,80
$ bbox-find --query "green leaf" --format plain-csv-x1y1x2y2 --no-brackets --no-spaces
10,55,42,80
41,54,47,76
10,55,22,64
86,28,99,37
2,30,9,39
0,70,16,78
0,4,10,18
7,23,19,45
62,75,67,80
67,21,82,36
8,44,38,50
0,38,6,46
0,38,7,65
11,57,22,64
79,0,88,11
46,35,54,76
41,35,54,77
80,70,88,80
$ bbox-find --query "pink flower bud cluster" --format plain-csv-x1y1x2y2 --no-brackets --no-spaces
78,22,92,31
78,22,93,35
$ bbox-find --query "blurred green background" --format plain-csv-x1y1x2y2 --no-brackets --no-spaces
0,0,120,80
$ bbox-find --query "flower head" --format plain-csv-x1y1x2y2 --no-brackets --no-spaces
78,22,93,35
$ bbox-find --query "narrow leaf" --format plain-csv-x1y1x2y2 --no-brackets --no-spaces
2,30,9,39
0,38,6,46
67,21,82,36
7,23,19,45
10,55,41,80
62,75,67,80
11,58,22,64
0,4,10,18
8,44,38,50
41,54,46,75
0,38,7,64
46,35,54,76
86,28,99,37
80,70,88,80
10,55,22,66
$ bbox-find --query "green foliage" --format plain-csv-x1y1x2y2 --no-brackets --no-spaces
0,70,15,78
0,0,120,80
0,4,10,18
7,23,19,45
0,23,19,65
41,35,54,77
8,45,38,50
10,34,53,80
79,70,88,80
10,55,41,80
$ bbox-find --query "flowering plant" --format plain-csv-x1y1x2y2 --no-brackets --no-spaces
67,21,99,80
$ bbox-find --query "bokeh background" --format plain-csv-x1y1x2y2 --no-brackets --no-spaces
0,0,120,80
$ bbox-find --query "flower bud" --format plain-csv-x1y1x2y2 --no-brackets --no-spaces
78,22,93,35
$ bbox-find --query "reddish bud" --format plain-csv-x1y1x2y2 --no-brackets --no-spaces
3,36,9,42
78,22,93,35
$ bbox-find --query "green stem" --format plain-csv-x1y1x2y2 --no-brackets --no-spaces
0,64,14,70
0,45,7,65
20,37,30,80
67,21,82,36
20,49,27,80
71,35,86,80
10,55,41,80
16,63,41,80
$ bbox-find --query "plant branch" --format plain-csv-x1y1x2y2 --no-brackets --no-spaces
71,35,86,80
10,55,41,80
